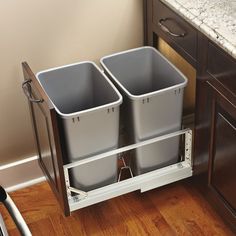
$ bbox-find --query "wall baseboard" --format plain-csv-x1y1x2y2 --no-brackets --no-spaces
0,156,45,192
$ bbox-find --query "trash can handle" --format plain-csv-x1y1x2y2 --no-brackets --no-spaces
22,79,44,103
158,18,186,38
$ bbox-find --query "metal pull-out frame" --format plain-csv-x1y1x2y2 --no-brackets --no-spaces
63,129,192,213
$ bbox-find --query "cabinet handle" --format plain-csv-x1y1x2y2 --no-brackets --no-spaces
158,18,186,37
22,79,44,103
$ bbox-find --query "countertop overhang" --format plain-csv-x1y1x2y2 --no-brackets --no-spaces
160,0,236,59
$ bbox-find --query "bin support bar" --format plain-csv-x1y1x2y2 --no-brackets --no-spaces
64,129,191,169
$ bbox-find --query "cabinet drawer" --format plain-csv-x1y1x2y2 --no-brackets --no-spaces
207,42,236,96
153,0,197,62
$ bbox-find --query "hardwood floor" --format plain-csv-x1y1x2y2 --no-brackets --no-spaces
0,181,234,235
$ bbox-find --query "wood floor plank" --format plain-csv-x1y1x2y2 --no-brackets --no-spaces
117,191,177,236
0,181,234,235
49,213,74,236
89,200,131,235
152,213,177,236
184,181,235,235
28,217,56,236
8,228,19,236
112,193,162,235
147,182,234,236
73,206,106,236
148,186,194,236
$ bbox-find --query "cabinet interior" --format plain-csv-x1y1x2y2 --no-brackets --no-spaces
158,38,196,125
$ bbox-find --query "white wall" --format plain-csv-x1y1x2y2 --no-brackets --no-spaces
0,0,143,164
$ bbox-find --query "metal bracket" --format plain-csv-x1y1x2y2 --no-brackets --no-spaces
64,168,88,202
185,130,192,166
118,154,134,182
68,187,88,200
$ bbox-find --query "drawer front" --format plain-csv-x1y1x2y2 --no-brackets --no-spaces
153,0,197,61
207,42,236,96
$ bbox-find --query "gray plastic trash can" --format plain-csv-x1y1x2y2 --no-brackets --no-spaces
101,46,187,175
37,61,122,191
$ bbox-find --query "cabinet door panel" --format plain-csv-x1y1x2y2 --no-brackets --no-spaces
22,62,69,215
211,110,236,212
208,82,236,228
32,102,57,185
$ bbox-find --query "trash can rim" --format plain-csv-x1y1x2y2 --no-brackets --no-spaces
100,46,188,100
36,61,123,119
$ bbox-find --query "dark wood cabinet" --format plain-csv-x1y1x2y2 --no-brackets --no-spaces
193,36,236,231
189,80,236,230
22,62,70,216
144,0,236,232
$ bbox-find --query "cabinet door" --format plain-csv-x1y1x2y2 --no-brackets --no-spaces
208,82,236,228
22,62,69,215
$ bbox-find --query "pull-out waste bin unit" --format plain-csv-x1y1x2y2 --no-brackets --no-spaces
22,47,192,215
37,62,122,191
101,47,188,175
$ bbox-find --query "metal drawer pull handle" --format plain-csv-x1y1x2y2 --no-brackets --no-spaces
158,18,186,37
22,79,44,103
